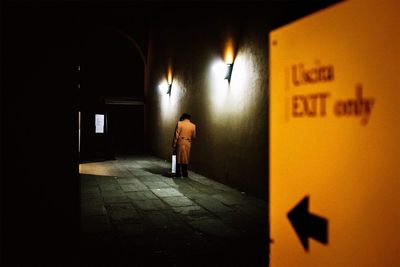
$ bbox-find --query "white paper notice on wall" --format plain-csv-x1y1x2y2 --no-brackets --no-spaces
95,114,105,133
270,0,400,266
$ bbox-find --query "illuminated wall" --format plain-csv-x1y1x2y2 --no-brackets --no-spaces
145,3,338,198
146,12,269,198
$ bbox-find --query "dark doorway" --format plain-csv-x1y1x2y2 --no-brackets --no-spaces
79,109,113,161
107,102,145,155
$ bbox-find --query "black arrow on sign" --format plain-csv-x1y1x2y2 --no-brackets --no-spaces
287,196,328,251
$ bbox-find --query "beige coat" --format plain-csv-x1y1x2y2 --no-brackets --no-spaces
172,119,196,164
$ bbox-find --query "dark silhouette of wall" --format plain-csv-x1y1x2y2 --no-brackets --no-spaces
1,3,79,266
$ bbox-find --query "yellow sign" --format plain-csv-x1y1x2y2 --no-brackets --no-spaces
270,0,400,266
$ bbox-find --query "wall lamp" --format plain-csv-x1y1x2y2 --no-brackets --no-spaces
167,82,172,95
167,67,173,95
224,38,235,83
224,63,233,82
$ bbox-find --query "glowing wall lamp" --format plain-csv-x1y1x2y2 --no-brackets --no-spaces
167,82,172,95
224,38,235,83
167,67,173,95
224,63,233,82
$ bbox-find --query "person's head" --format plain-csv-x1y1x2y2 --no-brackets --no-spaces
179,113,191,121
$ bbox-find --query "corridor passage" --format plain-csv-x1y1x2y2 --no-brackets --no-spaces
79,155,268,266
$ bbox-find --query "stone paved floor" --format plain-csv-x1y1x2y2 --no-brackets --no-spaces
79,155,268,267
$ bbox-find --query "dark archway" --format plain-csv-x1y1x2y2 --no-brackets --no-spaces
78,27,147,161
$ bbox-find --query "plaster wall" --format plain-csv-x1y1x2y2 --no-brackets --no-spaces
147,14,269,199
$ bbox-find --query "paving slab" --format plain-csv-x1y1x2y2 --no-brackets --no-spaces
132,199,170,211
151,188,184,198
172,205,207,215
193,197,233,213
211,192,249,206
161,196,195,207
174,184,200,195
81,203,107,216
123,162,143,169
143,181,171,189
187,173,214,185
96,176,118,184
144,211,194,236
137,176,164,183
172,205,211,221
162,179,180,188
103,196,131,204
135,161,154,168
125,191,159,200
106,203,140,222
120,184,148,192
116,177,142,185
186,180,222,195
79,155,268,266
99,184,121,192
145,211,180,228
81,186,101,195
187,218,240,238
127,169,153,176
100,189,124,197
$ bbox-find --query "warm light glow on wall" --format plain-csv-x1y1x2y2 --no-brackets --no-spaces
167,67,173,85
208,50,258,117
157,78,183,123
209,59,230,113
224,38,235,64
229,53,255,112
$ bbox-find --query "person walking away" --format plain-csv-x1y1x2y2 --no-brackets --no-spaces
172,113,196,177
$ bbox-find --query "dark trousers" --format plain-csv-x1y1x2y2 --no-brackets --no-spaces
176,164,188,177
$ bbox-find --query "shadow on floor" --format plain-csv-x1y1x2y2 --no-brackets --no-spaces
143,166,174,178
